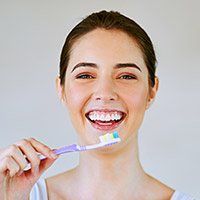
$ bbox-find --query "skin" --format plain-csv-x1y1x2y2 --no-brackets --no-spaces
0,138,58,200
46,29,175,199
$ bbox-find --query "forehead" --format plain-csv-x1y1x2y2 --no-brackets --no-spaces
68,29,146,70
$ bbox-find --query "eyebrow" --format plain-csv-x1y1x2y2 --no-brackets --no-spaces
71,62,142,72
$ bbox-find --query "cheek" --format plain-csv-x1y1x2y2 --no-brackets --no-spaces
65,83,89,114
121,86,149,133
121,85,149,112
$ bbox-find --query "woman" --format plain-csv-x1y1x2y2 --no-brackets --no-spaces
0,10,195,200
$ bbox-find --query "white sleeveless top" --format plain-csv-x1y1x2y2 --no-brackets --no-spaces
30,179,196,200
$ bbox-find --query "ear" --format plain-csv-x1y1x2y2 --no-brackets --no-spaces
146,77,159,109
55,76,65,103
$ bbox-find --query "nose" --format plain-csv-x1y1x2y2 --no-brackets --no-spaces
92,78,118,102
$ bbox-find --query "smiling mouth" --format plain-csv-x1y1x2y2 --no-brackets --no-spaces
85,110,126,131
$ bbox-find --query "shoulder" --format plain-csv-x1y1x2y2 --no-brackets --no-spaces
143,174,195,200
45,169,76,199
45,173,64,199
29,173,68,200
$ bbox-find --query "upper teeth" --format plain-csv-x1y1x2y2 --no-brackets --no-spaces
88,112,122,121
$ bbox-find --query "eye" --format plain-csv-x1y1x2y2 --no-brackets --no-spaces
75,73,95,79
118,74,137,80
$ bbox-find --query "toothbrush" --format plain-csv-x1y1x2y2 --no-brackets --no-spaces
53,131,121,155
24,131,121,170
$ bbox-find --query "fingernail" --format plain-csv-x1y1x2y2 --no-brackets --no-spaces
50,152,58,159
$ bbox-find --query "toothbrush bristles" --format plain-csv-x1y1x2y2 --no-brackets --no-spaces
83,131,121,151
100,131,121,146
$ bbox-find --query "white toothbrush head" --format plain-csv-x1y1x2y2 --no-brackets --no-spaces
82,131,121,150
99,131,121,146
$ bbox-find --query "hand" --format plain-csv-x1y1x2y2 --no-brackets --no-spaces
0,138,58,200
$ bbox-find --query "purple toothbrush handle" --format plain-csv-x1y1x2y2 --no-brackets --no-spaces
24,144,81,171
53,144,79,155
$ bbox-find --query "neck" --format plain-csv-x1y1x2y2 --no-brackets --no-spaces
73,134,147,196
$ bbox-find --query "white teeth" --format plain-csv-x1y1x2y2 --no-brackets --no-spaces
90,115,95,121
88,112,123,122
93,113,98,120
105,114,111,121
114,113,120,120
111,114,115,120
100,114,104,121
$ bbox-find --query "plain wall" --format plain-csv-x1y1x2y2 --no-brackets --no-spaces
0,0,199,198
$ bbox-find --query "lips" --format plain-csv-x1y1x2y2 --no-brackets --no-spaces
85,109,126,131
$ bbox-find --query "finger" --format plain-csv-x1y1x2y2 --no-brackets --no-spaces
15,139,41,172
3,144,28,170
28,138,57,159
0,156,20,177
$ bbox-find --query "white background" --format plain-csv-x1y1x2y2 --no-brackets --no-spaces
0,0,199,198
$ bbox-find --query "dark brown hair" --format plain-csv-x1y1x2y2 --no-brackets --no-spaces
59,10,157,87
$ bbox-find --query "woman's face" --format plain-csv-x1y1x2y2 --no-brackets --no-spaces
58,29,157,148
